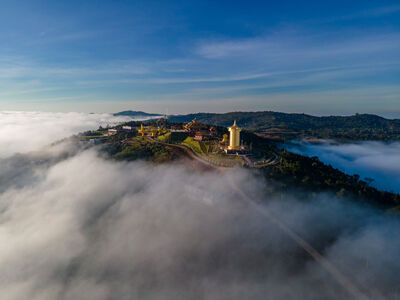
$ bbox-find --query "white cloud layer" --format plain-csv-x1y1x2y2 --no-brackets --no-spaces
286,141,400,193
0,112,399,299
0,111,133,157
0,147,399,299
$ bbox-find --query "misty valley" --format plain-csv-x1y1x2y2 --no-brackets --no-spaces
284,140,400,194
0,111,399,300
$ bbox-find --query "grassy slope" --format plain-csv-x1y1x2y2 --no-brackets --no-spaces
106,137,177,163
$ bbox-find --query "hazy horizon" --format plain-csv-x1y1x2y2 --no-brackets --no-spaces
2,109,400,120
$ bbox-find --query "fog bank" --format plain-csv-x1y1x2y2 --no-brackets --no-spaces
0,147,399,299
0,111,134,157
0,112,399,299
285,140,400,193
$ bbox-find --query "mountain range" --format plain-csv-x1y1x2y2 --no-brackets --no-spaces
116,110,400,140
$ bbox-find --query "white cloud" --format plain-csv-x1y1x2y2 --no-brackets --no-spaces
0,146,398,299
196,32,400,60
196,38,269,59
342,5,400,20
286,141,400,193
0,112,398,299
0,111,133,157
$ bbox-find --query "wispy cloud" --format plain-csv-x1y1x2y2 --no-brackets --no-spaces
196,31,400,60
1,25,400,115
196,38,269,59
308,5,400,24
0,61,151,80
75,61,400,87
342,5,400,20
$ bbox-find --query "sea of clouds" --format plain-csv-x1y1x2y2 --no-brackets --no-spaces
0,112,399,300
285,141,400,193
0,111,135,158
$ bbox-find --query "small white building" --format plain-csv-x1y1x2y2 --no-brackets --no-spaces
122,125,133,131
108,128,118,136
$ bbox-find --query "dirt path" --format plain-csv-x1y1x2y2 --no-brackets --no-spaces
147,137,219,172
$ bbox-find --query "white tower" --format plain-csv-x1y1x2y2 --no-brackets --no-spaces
228,120,241,150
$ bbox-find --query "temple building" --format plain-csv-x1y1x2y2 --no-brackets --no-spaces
228,120,241,150
184,118,206,132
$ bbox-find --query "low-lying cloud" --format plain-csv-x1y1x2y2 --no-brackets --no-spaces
0,111,134,157
285,140,400,193
1,148,400,299
0,112,399,299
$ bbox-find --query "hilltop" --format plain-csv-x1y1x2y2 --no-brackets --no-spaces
77,117,400,211
114,110,162,118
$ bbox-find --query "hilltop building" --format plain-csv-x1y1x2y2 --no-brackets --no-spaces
184,118,206,132
228,120,241,150
122,125,133,132
108,128,118,136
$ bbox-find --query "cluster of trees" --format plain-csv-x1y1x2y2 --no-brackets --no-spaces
263,150,400,209
238,130,400,209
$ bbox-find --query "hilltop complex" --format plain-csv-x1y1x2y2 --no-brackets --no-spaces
107,118,247,154
76,115,400,211
82,117,276,168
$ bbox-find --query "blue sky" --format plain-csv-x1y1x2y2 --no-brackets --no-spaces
0,0,399,116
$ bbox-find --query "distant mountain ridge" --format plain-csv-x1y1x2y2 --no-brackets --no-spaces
168,111,398,127
114,110,162,118
115,110,400,140
166,111,400,140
